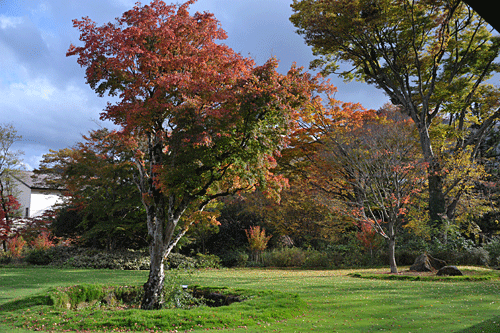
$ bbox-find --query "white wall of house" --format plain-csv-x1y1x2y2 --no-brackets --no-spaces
10,171,65,219
30,190,63,217
13,180,32,218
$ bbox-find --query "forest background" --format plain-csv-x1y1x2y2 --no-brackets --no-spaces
0,0,500,303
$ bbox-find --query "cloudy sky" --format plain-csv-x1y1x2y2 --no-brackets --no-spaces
0,0,387,170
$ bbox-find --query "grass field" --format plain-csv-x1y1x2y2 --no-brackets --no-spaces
1,266,500,332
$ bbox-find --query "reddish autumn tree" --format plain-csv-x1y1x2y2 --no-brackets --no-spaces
289,101,426,273
67,0,325,309
0,194,20,251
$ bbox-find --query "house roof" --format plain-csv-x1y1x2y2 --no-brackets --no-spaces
13,171,65,191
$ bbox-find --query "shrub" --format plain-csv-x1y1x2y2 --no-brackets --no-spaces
484,237,500,267
22,246,150,270
459,247,490,266
65,250,150,270
166,253,196,269
326,240,366,267
0,251,12,264
195,253,221,269
31,232,54,250
245,226,272,262
26,248,53,265
261,247,306,267
303,250,331,268
236,251,249,267
7,236,27,258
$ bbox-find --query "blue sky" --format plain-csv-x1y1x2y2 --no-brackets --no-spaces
0,0,387,170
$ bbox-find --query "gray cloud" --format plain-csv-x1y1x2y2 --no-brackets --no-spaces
1,0,388,170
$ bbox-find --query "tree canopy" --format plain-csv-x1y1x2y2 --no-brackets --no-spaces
68,0,326,309
291,0,500,230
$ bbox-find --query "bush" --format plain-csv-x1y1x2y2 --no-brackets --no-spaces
26,249,53,265
195,253,221,269
217,250,248,267
166,253,196,269
0,251,13,265
326,240,366,267
303,250,331,268
484,237,500,267
65,250,150,270
236,251,249,267
31,232,54,250
459,247,490,266
23,246,150,270
261,247,306,267
7,236,27,258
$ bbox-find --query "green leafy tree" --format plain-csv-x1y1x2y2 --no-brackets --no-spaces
37,129,147,250
67,0,325,309
291,0,500,230
0,124,23,251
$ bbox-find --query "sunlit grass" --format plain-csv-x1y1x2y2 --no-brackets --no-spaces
1,266,500,332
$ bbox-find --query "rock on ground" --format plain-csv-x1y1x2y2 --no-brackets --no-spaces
410,253,447,272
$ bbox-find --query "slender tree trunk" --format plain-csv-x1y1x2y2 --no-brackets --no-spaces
387,222,397,274
141,187,173,310
388,237,397,274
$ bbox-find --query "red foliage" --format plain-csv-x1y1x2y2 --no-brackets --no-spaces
31,232,55,250
66,0,329,222
7,235,26,258
0,194,20,242
67,0,329,309
356,221,378,251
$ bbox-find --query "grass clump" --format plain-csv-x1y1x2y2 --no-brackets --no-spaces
0,282,305,332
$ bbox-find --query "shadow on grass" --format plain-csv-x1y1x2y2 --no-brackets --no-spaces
0,295,53,312
460,315,500,332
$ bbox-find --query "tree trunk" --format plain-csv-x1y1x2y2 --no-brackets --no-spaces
388,236,397,274
428,160,446,230
417,126,446,231
387,222,397,274
141,237,166,310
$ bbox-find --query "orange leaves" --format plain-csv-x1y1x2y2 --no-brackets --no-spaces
289,100,426,242
66,0,332,269
245,225,272,253
68,0,253,132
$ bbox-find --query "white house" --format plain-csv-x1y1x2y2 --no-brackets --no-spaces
11,171,65,218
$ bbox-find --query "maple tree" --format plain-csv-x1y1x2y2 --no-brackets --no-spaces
67,0,325,309
288,100,426,273
291,0,500,231
0,124,23,252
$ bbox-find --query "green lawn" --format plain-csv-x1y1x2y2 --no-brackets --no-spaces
1,266,499,332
